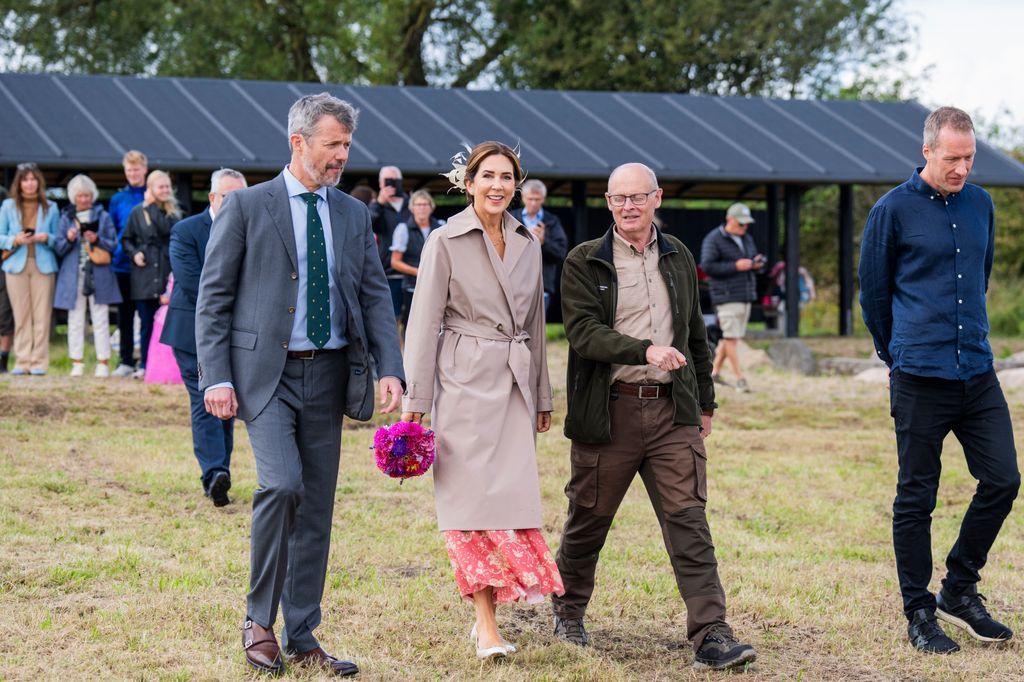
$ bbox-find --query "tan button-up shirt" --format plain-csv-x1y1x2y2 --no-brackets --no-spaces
610,227,674,384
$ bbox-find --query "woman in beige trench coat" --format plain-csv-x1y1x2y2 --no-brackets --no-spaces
401,142,564,659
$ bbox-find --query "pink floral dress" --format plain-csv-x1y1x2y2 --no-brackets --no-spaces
444,529,564,603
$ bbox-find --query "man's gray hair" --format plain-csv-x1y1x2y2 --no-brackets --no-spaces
607,162,658,191
924,106,974,148
521,179,548,197
210,168,247,194
287,92,359,143
379,165,402,180
66,174,99,202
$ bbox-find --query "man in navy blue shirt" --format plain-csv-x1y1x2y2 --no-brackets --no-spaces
860,107,1020,655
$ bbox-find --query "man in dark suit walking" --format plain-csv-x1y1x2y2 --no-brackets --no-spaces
161,168,247,507
511,179,568,315
196,93,405,676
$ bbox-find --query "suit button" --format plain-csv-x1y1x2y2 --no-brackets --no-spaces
281,341,288,349
290,272,298,280
288,307,296,314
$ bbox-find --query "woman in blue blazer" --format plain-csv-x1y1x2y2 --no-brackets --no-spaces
52,174,123,377
0,163,58,375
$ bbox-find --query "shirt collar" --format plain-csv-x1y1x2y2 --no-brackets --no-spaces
612,224,656,254
283,165,327,202
909,166,958,201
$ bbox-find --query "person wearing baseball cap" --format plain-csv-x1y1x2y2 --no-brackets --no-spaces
699,203,766,392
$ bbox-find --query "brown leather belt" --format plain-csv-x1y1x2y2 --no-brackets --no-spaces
612,382,672,399
286,348,344,360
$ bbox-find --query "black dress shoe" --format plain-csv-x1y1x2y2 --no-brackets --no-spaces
206,471,231,507
287,647,359,677
243,618,284,674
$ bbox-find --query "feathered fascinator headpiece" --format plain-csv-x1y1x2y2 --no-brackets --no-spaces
441,142,524,194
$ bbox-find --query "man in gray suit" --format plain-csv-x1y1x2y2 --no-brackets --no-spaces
196,92,404,677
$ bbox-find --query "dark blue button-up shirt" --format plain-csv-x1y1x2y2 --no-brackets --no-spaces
859,168,995,380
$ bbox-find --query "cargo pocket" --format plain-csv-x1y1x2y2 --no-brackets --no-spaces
565,446,600,509
691,440,708,504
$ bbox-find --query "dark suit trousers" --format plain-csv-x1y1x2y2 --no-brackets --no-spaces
552,392,729,652
245,350,349,653
890,369,1020,617
172,348,233,488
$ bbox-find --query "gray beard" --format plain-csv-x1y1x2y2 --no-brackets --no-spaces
302,156,341,188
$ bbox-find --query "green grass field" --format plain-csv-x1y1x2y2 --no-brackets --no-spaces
2,337,1023,681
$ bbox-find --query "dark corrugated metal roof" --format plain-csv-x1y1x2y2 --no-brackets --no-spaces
2,72,1023,188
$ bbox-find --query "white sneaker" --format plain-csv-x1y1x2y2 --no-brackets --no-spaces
94,364,110,378
133,367,145,380
113,363,135,377
70,362,85,377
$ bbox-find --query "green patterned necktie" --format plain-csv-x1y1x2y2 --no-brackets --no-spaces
300,192,331,348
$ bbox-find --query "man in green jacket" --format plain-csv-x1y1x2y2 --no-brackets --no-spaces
552,163,755,671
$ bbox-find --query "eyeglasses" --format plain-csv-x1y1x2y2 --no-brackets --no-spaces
16,162,39,171
606,189,659,207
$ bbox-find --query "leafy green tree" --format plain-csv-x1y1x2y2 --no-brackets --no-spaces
1,0,910,97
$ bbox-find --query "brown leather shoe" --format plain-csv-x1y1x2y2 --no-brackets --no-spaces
288,647,359,677
243,618,284,675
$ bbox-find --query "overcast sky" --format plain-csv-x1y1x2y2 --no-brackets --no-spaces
900,0,1023,131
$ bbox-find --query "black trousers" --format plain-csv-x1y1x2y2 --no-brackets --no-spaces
113,272,135,367
890,369,1020,617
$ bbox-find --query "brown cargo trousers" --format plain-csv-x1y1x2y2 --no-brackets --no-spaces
552,388,731,651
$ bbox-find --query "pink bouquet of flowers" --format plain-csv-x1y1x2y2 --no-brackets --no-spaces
372,421,436,482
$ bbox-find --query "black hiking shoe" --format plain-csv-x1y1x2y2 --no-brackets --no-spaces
693,629,756,670
553,616,589,647
937,586,1013,643
907,608,960,653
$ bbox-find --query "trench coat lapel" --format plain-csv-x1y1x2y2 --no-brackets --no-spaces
501,212,531,276
265,175,298,270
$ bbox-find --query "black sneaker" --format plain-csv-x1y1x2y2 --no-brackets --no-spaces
206,471,231,507
553,616,589,647
693,629,756,670
907,608,960,653
937,586,1013,643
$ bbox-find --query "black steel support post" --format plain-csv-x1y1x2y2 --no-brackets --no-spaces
839,184,854,336
571,180,588,246
784,184,802,338
176,171,193,215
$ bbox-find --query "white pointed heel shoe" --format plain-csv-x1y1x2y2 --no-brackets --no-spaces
470,624,508,660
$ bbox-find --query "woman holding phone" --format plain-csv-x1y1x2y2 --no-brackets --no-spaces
0,163,58,375
52,174,122,377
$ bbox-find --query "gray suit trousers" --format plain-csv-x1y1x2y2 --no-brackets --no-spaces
245,350,348,652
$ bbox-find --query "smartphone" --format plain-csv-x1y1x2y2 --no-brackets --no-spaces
384,178,404,195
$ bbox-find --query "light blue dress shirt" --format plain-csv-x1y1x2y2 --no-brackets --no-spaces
282,166,347,351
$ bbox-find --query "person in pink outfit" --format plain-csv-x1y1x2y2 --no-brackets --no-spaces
401,141,563,660
144,273,182,384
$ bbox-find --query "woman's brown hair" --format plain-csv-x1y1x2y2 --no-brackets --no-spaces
10,163,50,218
463,142,524,204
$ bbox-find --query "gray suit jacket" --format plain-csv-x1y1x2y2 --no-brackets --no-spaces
195,172,405,422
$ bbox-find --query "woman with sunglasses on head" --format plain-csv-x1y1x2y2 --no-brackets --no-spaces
121,170,180,380
0,163,59,375
401,141,563,660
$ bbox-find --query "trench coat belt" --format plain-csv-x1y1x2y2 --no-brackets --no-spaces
442,316,535,413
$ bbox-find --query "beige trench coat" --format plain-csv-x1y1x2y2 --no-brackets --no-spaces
402,205,553,531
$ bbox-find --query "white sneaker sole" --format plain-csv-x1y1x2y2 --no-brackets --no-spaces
936,608,1012,643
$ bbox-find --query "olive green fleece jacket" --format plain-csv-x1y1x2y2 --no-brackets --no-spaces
560,225,717,444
